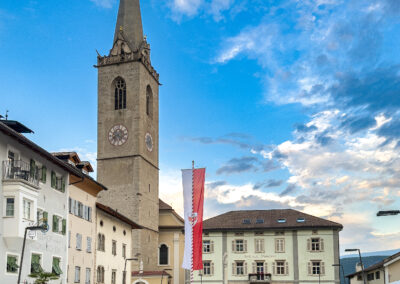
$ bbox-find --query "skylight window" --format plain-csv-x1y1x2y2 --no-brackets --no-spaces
297,218,305,223
277,218,286,223
256,219,264,224
242,219,251,224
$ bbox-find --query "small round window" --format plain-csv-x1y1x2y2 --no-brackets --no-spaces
100,220,103,227
113,226,116,232
123,230,126,236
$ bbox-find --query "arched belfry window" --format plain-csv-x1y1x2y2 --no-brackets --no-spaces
114,77,126,110
146,85,153,118
159,244,168,265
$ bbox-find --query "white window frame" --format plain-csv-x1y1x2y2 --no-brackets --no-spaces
23,198,33,220
236,239,244,252
5,253,20,275
4,196,15,217
87,237,92,253
75,266,81,283
236,261,245,275
85,267,91,284
76,233,82,251
203,240,211,253
276,261,286,275
275,238,285,253
203,261,211,275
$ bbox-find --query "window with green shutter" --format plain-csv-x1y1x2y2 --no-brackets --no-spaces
61,177,65,192
30,254,43,274
30,159,36,178
52,257,62,275
62,219,66,235
7,255,19,273
43,211,48,223
41,166,47,183
53,215,60,233
51,171,56,188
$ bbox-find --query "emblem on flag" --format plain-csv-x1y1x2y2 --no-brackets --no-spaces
188,212,198,226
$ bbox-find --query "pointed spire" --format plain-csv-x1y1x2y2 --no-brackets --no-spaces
113,0,143,50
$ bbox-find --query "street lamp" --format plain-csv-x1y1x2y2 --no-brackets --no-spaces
123,258,138,284
199,270,203,284
377,210,400,216
332,264,345,284
17,225,48,284
345,249,366,284
161,268,172,284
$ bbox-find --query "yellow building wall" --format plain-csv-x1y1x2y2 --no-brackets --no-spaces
388,259,400,283
67,183,98,284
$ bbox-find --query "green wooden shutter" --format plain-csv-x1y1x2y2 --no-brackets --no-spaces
31,254,43,274
30,159,36,178
62,219,66,235
52,215,57,232
41,166,47,183
51,171,56,188
43,211,48,223
52,257,62,275
61,177,65,192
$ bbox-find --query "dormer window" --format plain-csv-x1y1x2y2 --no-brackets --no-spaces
297,217,305,223
277,218,286,223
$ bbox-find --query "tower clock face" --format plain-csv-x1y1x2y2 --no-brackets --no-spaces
145,133,153,152
108,124,128,146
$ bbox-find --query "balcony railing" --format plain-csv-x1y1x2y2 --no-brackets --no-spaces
248,273,272,283
2,160,39,187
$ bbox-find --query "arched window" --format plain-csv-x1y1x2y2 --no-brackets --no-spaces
114,77,126,110
97,234,105,251
97,266,105,283
146,85,153,118
159,244,168,265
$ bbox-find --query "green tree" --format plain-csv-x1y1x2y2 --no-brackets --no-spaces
29,271,60,284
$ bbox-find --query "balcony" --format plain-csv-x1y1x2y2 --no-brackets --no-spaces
2,160,39,187
248,273,272,284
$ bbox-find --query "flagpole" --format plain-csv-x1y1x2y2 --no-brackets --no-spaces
191,160,195,284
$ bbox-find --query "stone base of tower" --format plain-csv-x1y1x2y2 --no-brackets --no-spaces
131,228,159,271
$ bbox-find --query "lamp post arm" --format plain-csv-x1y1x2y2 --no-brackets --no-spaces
358,250,366,284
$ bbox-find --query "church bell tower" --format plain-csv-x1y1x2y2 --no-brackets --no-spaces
96,0,160,270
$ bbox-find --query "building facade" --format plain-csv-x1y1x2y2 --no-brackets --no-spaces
96,0,160,272
53,152,107,284
96,203,141,284
192,210,342,284
347,251,400,284
0,121,82,284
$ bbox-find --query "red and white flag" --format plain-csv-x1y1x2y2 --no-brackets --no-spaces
182,167,206,270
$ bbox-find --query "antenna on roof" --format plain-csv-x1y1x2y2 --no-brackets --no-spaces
5,110,9,120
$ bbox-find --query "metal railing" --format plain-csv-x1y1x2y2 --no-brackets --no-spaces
248,273,272,283
2,160,39,187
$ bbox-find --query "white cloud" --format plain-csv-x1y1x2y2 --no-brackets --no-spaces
216,23,275,64
170,0,204,17
90,0,115,9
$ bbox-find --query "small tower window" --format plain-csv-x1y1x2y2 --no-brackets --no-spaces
146,85,153,118
114,77,126,110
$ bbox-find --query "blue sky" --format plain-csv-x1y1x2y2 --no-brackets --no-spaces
1,0,400,253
